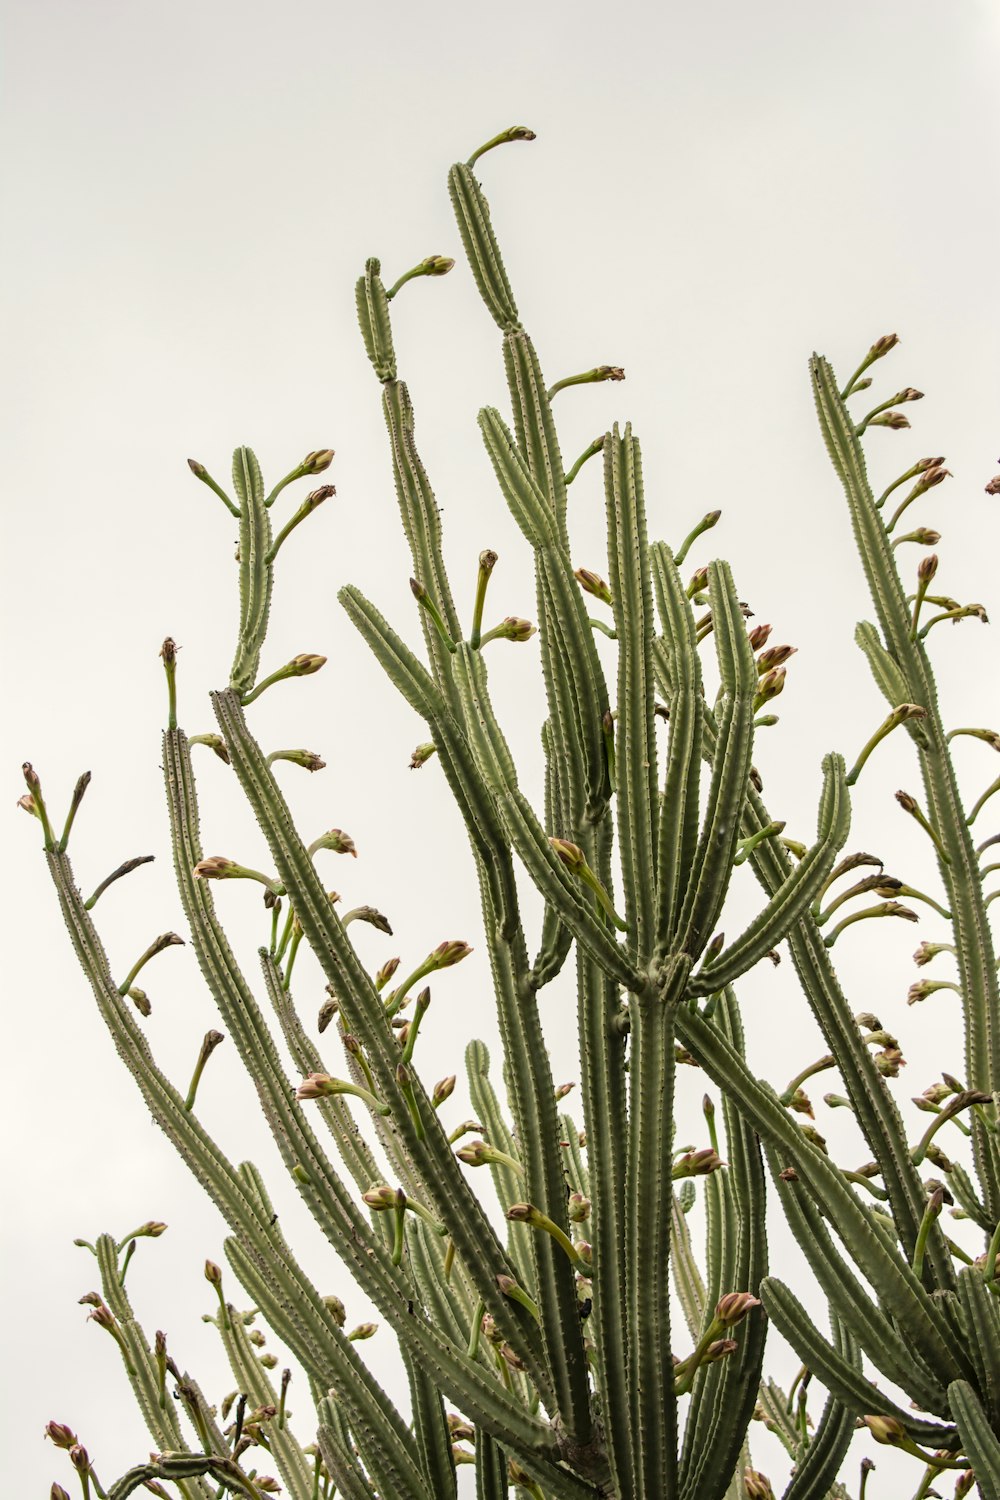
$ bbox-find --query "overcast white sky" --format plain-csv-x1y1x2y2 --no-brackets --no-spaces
5,1,1000,1494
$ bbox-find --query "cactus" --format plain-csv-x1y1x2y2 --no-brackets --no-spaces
29,127,1000,1500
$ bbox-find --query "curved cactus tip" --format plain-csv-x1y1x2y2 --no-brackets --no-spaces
467,124,537,168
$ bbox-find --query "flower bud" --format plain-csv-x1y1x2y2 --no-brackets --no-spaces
432,1075,456,1106
409,742,436,770
747,623,772,651
44,1422,77,1449
69,1445,90,1474
917,553,939,584
955,1470,976,1499
17,793,37,817
672,1148,724,1177
311,828,357,857
743,1469,776,1499
296,1072,334,1100
375,957,400,989
193,856,238,880
870,333,900,357
492,616,536,642
348,1322,378,1340
554,1081,575,1100
362,1185,398,1211
323,1293,346,1326
895,387,924,404
317,997,338,1033
550,837,586,870
292,653,327,675
863,1414,907,1446
421,255,455,275
204,1260,223,1285
568,1193,591,1222
715,1291,761,1327
429,940,473,970
51,1487,71,1500
302,449,335,474
259,1353,278,1369
138,1220,167,1238
703,1337,739,1363
754,666,786,707
574,568,612,604
756,644,796,672
870,411,911,430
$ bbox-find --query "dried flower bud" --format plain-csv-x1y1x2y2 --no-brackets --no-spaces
787,1088,813,1118
895,387,924,404
302,449,335,474
409,742,436,770
703,1337,739,1364
874,1046,906,1076
128,986,151,1016
574,568,613,604
44,1422,78,1449
17,793,37,817
985,475,1000,496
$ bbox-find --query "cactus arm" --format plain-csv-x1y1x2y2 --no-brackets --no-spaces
781,1313,861,1500
475,1427,510,1499
688,689,953,1287
575,942,633,1498
478,407,610,816
688,753,851,997
605,423,659,960
624,952,690,1498
764,1145,949,1412
215,1303,316,1500
450,657,594,1451
381,380,463,691
466,1040,536,1295
164,728,420,1307
403,1345,459,1500
503,331,569,536
948,1381,1000,1500
42,847,431,1494
677,1004,967,1381
955,1266,1000,1428
531,723,575,988
672,1191,708,1339
811,354,1000,1210
673,563,757,958
854,621,930,744
650,543,703,955
211,688,554,1398
447,163,520,333
257,951,384,1195
230,446,273,695
91,1237,215,1499
759,1278,959,1449
679,994,768,1500
407,1217,474,1354
317,1420,380,1500
355,257,397,381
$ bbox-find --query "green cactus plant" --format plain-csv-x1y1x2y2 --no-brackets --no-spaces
28,126,1000,1500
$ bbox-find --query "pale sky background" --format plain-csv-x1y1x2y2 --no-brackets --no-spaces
5,1,1000,1494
